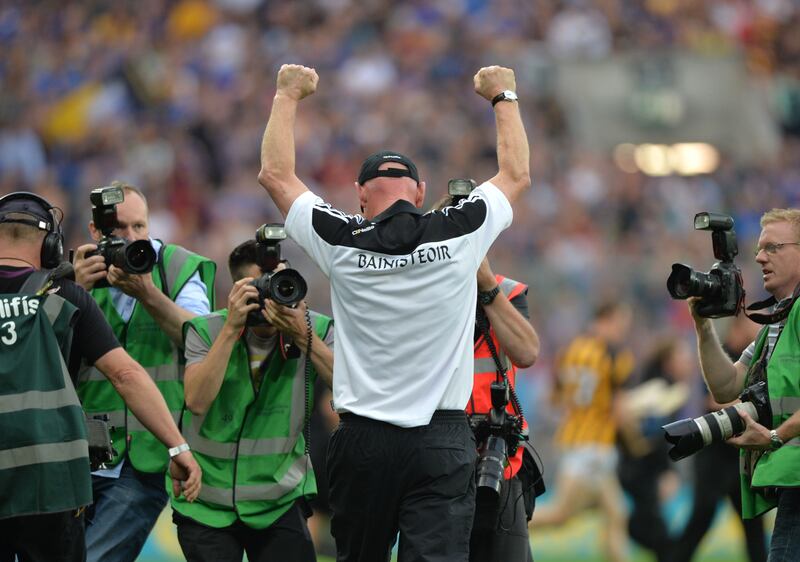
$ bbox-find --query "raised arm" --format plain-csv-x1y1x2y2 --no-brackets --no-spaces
474,66,531,205
477,259,539,368
258,64,319,217
689,298,748,402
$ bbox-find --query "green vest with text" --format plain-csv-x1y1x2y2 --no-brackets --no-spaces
740,300,800,519
171,309,332,529
0,292,90,518
77,243,215,473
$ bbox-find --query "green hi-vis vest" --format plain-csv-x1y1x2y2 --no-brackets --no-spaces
77,243,216,474
740,300,800,519
0,292,91,518
172,309,333,529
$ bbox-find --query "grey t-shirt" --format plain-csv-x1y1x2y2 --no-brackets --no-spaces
738,298,792,366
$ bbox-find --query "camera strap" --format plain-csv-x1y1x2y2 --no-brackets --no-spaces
744,282,800,325
156,243,170,298
18,262,75,296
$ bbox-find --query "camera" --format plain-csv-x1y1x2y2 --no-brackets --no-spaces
662,381,770,461
247,224,307,326
448,178,477,205
469,381,524,511
86,186,156,288
666,212,744,318
85,414,115,471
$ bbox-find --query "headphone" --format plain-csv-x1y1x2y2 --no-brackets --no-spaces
0,192,65,269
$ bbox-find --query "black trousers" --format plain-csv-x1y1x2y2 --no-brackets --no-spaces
173,500,316,562
0,509,86,562
670,441,766,562
327,410,477,562
618,449,673,562
469,475,534,562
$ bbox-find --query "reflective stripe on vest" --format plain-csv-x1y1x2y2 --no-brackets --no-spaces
0,439,88,470
769,397,800,418
474,356,509,375
127,409,182,432
197,454,310,507
80,363,183,383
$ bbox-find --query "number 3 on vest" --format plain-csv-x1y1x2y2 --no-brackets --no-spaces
1,321,17,345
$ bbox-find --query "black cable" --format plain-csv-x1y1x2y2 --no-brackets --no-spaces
303,308,313,456
476,306,524,423
301,307,313,498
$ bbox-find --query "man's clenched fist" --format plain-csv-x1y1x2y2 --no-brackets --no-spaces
473,65,516,102
276,64,319,101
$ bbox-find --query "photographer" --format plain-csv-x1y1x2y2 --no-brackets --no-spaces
0,192,201,562
688,208,800,560
530,301,634,562
258,63,530,561
172,238,333,562
73,182,216,562
467,256,540,562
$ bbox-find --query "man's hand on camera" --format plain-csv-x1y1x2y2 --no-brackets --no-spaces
477,257,498,292
727,410,772,450
474,65,516,101
74,243,107,290
276,64,318,102
106,266,154,299
225,278,261,333
687,297,710,326
263,299,307,341
169,450,202,502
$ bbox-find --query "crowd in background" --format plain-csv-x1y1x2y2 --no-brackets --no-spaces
3,1,800,544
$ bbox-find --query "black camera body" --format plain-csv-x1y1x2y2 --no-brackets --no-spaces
247,224,307,326
85,414,115,471
662,381,771,461
667,212,744,318
86,186,156,288
469,381,524,510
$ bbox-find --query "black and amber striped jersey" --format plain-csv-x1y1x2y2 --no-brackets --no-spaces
554,335,634,447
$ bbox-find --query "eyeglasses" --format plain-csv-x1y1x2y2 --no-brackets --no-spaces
753,242,800,257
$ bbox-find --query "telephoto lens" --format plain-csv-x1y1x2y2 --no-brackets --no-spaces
663,381,770,461
663,401,758,461
475,435,507,505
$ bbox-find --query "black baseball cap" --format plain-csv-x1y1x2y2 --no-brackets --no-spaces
357,150,420,185
0,192,55,231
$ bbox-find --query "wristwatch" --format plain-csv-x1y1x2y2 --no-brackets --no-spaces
491,90,519,107
168,443,191,458
478,286,501,306
769,429,784,450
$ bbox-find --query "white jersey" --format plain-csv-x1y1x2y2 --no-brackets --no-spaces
286,181,512,427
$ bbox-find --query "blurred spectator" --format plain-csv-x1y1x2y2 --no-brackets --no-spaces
530,301,634,562
616,335,693,562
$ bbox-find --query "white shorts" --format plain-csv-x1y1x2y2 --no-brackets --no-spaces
558,444,619,488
